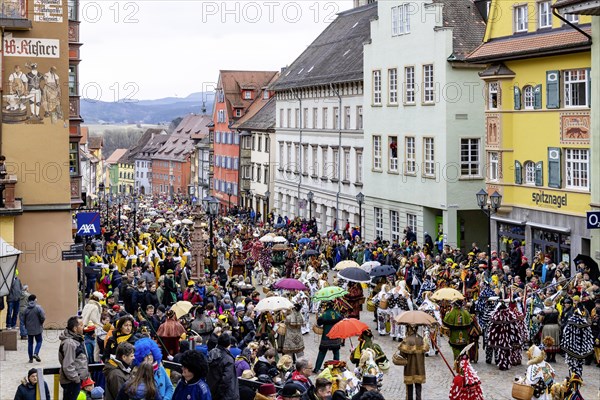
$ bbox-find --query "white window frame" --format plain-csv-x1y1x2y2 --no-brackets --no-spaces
312,108,318,129
423,137,435,177
322,147,328,177
374,207,383,239
404,66,415,104
295,143,301,172
388,68,398,104
538,1,551,28
489,152,499,182
564,69,589,108
287,109,292,128
488,81,499,110
565,148,589,190
356,151,363,183
523,85,534,109
373,70,382,105
295,108,300,129
344,149,351,181
524,161,536,184
390,210,400,242
460,138,481,178
278,142,284,168
565,13,579,23
373,135,382,170
344,106,351,130
312,146,318,176
405,136,416,175
322,108,328,129
423,64,434,104
391,5,400,36
244,90,252,100
303,145,309,174
279,109,284,128
389,136,398,172
392,4,411,35
332,148,340,179
333,107,339,129
357,106,363,130
514,4,529,32
286,143,292,171
407,213,417,234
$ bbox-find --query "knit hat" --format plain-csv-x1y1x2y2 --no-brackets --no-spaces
91,387,105,399
258,383,277,396
27,368,37,379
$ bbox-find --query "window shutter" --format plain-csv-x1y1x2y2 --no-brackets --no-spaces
535,161,543,186
586,67,591,106
534,84,542,109
548,147,562,188
514,160,522,184
513,86,521,110
546,70,560,109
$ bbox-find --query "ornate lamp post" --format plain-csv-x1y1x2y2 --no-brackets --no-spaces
203,196,219,272
476,189,502,268
307,191,314,220
356,192,364,239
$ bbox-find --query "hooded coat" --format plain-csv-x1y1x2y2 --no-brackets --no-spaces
14,377,51,400
207,345,239,400
23,300,45,336
59,328,90,385
103,356,132,400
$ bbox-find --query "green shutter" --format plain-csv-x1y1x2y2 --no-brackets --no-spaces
514,86,521,110
515,160,522,184
535,161,543,186
546,71,560,109
534,84,542,109
548,148,562,188
586,67,591,107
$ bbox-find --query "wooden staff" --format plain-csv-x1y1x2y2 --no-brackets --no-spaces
430,336,456,377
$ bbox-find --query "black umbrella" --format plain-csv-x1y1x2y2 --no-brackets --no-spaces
337,267,371,283
573,254,599,281
369,264,396,277
302,249,319,258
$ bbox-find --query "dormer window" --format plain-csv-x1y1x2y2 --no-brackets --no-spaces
243,91,252,100
235,109,242,117
263,90,269,100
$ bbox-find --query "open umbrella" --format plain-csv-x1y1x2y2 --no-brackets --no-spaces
260,234,275,243
223,217,233,223
170,301,193,319
302,249,319,258
327,318,369,339
573,254,599,281
369,264,396,277
120,215,128,220
360,261,380,274
122,205,131,211
313,286,348,302
155,218,166,224
182,218,194,225
274,278,307,291
334,260,360,271
141,218,151,224
255,296,294,312
172,220,182,226
394,310,436,325
273,236,287,243
272,244,289,251
337,267,371,283
430,288,464,302
148,210,158,217
298,237,312,245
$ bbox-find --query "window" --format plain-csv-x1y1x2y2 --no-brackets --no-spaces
303,108,308,129
243,166,252,179
312,108,318,129
423,138,435,177
373,70,382,105
287,109,291,128
460,138,480,177
68,0,78,20
523,85,534,109
423,65,434,103
565,13,579,23
374,207,383,239
344,150,350,181
404,66,415,104
322,108,328,129
263,90,269,99
391,4,411,35
217,110,225,123
538,1,551,28
388,68,398,104
373,135,382,170
234,109,242,117
389,136,398,172
390,211,400,242
564,69,589,107
244,91,252,100
287,144,292,170
68,66,77,96
391,5,400,35
256,165,262,183
333,148,340,179
356,151,363,183
333,107,339,129
357,106,363,129
279,142,284,168
407,213,417,234
312,146,318,176
280,109,284,128
217,90,224,103
295,108,300,128
524,161,536,184
303,145,309,174
488,82,499,110
264,166,269,184
322,147,328,177
565,149,589,190
295,144,300,172
514,5,528,32
405,137,416,175
344,107,351,130
258,135,262,152
489,152,499,182
69,142,79,176
265,137,270,153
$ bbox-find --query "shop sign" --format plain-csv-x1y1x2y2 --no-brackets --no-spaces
4,38,60,58
531,190,567,209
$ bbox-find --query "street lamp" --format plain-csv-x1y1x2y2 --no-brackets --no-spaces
265,190,271,222
307,191,314,220
203,196,219,272
226,186,232,214
476,189,502,268
356,192,364,238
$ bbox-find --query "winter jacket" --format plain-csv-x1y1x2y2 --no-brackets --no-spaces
145,290,160,310
13,379,50,400
18,289,31,314
207,345,239,400
253,357,277,378
173,377,212,400
82,299,102,327
115,382,160,400
154,364,174,400
103,356,132,400
7,276,22,302
23,301,45,336
59,328,90,385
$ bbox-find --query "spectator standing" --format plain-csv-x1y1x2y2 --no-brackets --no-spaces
103,342,135,400
22,294,45,363
6,273,23,329
173,350,212,400
18,284,31,340
14,368,51,400
207,333,239,400
59,316,90,400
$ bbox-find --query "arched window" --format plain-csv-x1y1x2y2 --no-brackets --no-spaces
524,161,535,184
523,86,534,109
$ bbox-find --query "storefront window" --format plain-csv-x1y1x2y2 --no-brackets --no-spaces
497,222,525,254
532,228,570,264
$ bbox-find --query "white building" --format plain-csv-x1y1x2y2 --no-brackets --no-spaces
362,0,489,248
129,129,168,195
270,4,376,233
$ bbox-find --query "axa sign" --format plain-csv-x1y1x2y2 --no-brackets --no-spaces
76,212,101,236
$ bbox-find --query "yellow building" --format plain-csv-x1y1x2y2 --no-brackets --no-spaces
468,0,592,262
0,0,80,325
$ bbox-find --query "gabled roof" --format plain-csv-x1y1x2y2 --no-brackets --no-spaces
217,70,279,122
467,25,592,62
88,135,103,150
118,149,134,165
129,128,168,160
174,114,213,140
435,0,487,61
269,3,377,91
81,126,89,145
236,96,276,132
478,63,516,78
105,148,128,165
152,132,195,162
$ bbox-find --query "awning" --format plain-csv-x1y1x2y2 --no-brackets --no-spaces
0,237,22,297
491,216,526,225
526,221,571,234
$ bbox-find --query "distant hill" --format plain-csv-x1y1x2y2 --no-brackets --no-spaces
81,92,214,124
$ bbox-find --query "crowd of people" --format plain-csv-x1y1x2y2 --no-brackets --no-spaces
2,194,599,400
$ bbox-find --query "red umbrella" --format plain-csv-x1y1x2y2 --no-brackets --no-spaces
327,318,369,339
274,278,308,291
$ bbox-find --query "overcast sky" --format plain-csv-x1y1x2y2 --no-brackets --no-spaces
80,0,353,102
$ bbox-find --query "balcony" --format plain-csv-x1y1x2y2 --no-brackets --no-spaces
0,174,23,215
0,0,32,30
